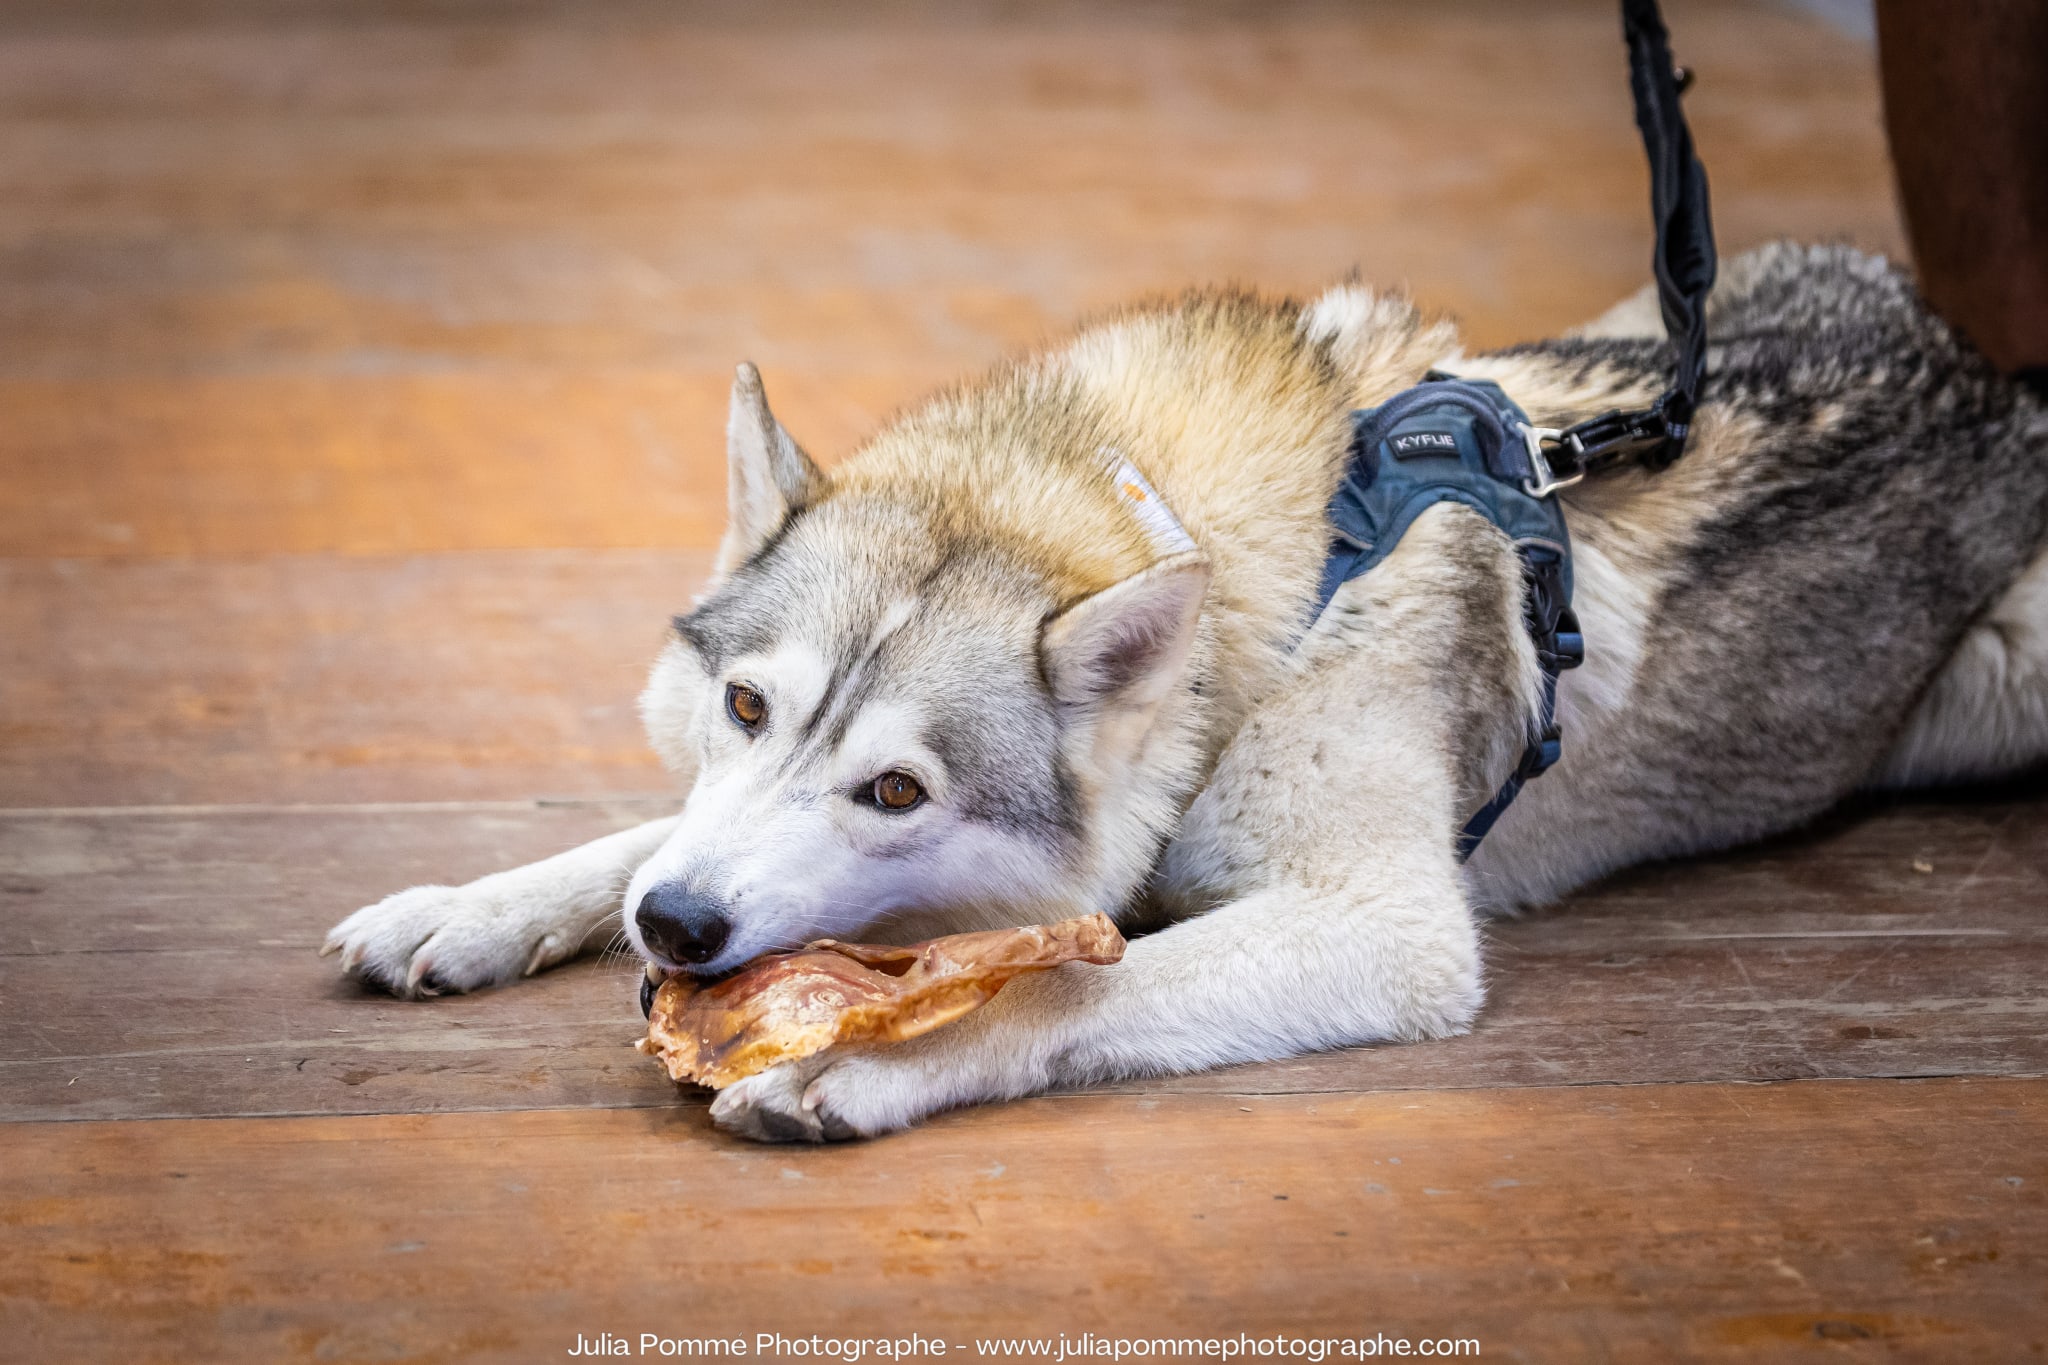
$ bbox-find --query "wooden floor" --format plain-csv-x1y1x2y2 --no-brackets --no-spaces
3,1,2042,1361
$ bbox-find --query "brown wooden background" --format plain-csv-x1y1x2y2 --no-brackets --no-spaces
3,1,2042,1361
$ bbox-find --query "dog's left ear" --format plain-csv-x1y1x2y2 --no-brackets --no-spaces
1041,551,1210,715
716,362,824,576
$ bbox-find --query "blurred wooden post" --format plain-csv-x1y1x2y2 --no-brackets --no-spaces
1876,0,2048,377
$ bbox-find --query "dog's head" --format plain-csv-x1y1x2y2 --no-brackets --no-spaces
622,364,1209,973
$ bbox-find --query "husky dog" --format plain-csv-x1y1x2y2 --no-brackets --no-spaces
325,244,2048,1142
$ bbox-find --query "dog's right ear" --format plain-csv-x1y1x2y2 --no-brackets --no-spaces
716,362,823,577
1041,551,1211,717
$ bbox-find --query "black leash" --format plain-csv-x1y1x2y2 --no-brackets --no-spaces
1524,0,1718,492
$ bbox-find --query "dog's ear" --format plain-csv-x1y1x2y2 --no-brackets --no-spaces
1041,551,1210,715
716,362,824,576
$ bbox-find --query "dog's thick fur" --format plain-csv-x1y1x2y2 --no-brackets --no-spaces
325,243,2048,1141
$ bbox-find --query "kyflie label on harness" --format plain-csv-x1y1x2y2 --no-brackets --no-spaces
1389,430,1459,459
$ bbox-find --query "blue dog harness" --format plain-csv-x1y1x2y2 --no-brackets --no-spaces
1306,376,1585,858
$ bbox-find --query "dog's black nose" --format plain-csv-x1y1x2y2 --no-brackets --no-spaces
636,883,731,966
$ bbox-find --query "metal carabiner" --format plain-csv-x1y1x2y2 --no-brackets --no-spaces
1518,424,1585,499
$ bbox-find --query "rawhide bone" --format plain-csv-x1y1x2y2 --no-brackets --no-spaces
636,912,1126,1089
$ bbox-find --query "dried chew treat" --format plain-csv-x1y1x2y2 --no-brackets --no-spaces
635,912,1126,1089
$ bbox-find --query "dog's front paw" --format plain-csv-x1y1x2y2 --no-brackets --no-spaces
708,1052,958,1144
708,1062,838,1144
321,883,589,998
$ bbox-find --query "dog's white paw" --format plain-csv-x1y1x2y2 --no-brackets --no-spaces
708,1052,954,1144
321,883,592,998
709,1063,836,1143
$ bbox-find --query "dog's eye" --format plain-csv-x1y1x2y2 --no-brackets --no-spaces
871,771,924,811
725,683,767,731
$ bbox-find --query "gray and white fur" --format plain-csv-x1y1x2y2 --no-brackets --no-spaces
324,244,2048,1141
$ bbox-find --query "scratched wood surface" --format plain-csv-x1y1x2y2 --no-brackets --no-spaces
5,1081,2043,1363
5,0,2042,1361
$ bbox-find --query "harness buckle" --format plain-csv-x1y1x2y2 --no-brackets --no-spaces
1518,424,1584,499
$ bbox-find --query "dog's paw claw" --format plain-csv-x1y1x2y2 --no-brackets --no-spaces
406,954,457,998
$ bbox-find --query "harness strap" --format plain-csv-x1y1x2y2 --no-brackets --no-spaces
1541,0,1718,482
1317,380,1583,860
1456,546,1583,858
